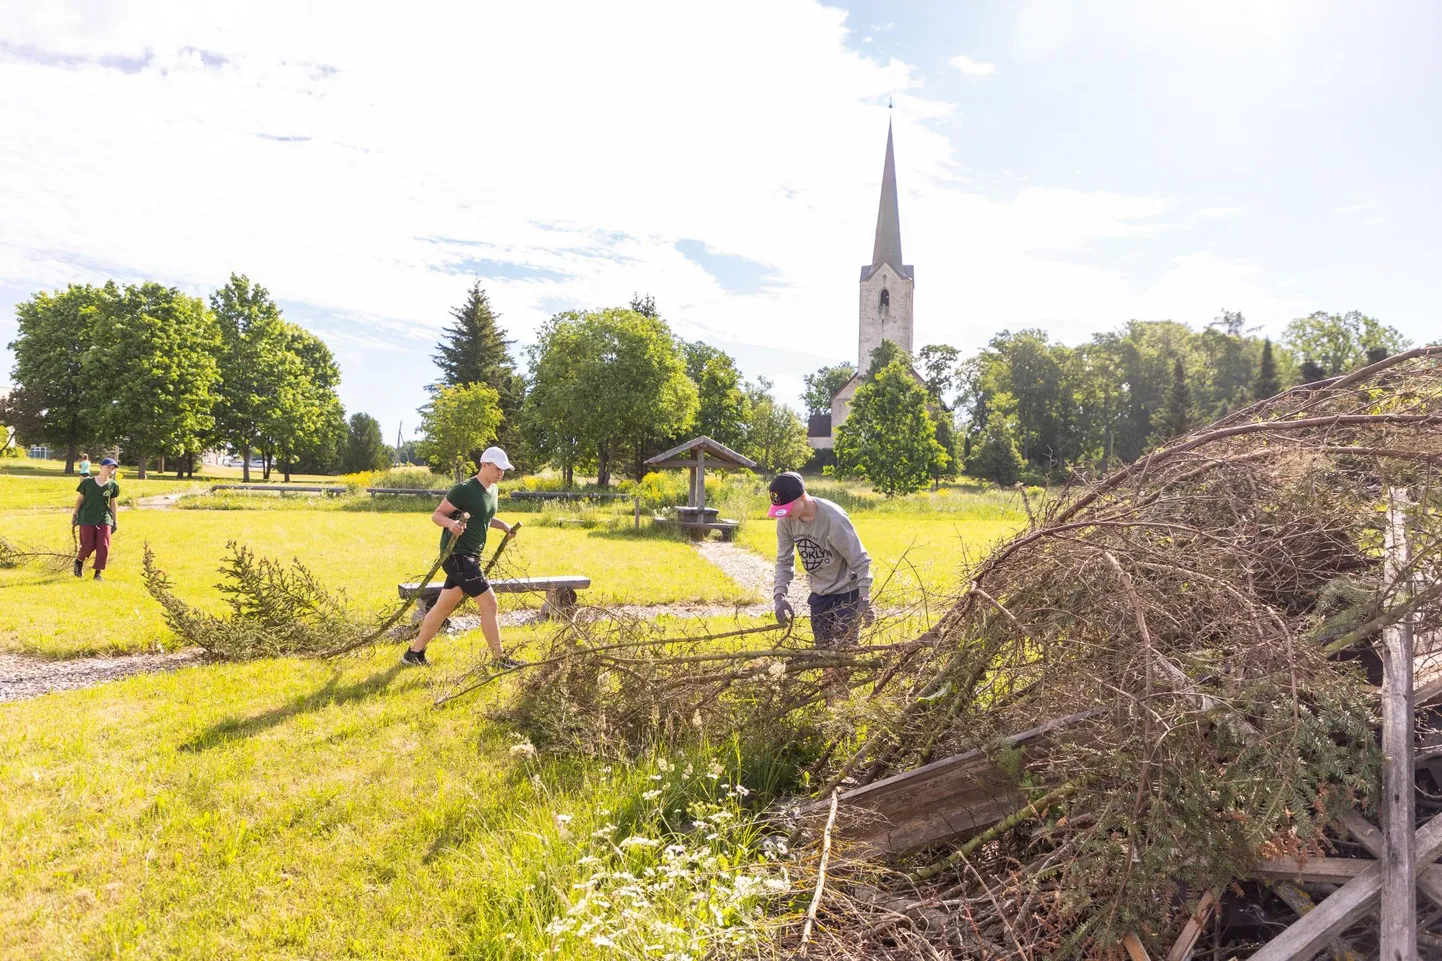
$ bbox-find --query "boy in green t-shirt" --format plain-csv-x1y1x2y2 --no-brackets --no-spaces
73,457,120,581
403,447,522,668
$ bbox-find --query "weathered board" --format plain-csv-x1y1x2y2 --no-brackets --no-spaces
809,710,1098,854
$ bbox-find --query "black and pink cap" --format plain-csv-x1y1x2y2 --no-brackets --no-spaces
767,472,805,518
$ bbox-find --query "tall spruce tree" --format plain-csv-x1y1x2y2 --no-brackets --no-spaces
1253,339,1281,400
1159,357,1193,440
432,282,515,391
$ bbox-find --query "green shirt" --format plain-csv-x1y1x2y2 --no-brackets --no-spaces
438,478,498,558
76,477,120,526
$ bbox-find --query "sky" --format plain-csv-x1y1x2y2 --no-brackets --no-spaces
1,0,1439,442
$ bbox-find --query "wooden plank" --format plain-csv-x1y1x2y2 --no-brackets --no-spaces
1121,932,1152,961
1379,488,1416,961
809,711,1099,854
1340,810,1442,910
1247,813,1442,961
1249,858,1371,884
1164,890,1215,961
1267,882,1363,961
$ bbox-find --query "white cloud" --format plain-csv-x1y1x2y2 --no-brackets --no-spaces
1197,207,1240,218
948,55,997,77
0,0,1307,425
1013,0,1073,61
1336,202,1377,214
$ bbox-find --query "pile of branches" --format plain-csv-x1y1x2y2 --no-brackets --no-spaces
489,348,1442,957
796,347,1442,958
0,533,75,572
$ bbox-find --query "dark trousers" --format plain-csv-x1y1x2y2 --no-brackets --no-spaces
809,589,861,648
78,524,111,570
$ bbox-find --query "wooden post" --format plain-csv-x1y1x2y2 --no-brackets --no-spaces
633,495,640,529
1380,487,1416,961
696,450,707,512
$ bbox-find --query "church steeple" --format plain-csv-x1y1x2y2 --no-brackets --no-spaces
870,120,904,273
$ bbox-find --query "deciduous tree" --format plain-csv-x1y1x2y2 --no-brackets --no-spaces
211,274,292,481
418,383,503,480
84,283,221,480
802,362,856,417
835,358,949,497
742,378,811,475
1284,310,1408,376
7,283,115,473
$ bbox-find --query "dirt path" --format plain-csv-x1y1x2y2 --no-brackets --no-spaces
691,539,808,607
0,650,205,704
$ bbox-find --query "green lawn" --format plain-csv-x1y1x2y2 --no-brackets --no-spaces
0,646,787,960
0,474,211,510
737,513,1025,602
1,510,756,658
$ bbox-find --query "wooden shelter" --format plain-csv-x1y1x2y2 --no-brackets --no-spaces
644,436,756,540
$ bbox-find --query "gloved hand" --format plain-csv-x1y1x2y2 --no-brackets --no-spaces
110,522,118,534
774,595,795,625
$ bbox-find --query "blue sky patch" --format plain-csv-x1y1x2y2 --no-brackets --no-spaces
675,239,784,295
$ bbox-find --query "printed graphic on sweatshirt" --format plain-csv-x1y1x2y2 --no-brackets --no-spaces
795,536,833,573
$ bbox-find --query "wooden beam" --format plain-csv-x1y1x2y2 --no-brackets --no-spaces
696,450,707,511
1121,932,1152,961
1246,814,1442,961
1249,857,1370,884
1267,882,1364,961
1379,488,1416,961
1341,810,1442,911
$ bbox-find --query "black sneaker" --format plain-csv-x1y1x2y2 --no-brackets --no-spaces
495,656,527,671
92,571,104,582
400,648,429,668
74,559,83,578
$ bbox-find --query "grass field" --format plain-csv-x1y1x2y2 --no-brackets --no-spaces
0,646,791,960
0,510,756,658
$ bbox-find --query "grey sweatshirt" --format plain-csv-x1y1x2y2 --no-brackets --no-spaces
774,497,873,599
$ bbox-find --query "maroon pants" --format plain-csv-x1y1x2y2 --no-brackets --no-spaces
78,524,111,571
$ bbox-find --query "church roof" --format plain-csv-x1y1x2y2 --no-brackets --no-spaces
868,120,911,279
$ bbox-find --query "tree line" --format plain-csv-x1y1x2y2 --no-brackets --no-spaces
422,287,815,483
4,275,390,480
802,309,1412,490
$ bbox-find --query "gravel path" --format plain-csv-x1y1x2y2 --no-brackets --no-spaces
692,539,808,607
0,650,205,704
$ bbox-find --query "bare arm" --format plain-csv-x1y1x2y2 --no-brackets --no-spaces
109,497,118,528
489,516,514,535
431,496,466,537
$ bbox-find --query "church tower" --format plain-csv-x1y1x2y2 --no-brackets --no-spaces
857,120,915,367
813,120,918,448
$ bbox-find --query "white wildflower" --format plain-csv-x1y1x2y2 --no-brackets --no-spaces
620,836,661,848
508,738,537,758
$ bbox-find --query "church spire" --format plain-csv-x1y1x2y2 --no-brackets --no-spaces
870,119,904,273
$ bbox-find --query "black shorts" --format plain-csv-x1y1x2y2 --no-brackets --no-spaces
809,590,861,648
441,553,492,598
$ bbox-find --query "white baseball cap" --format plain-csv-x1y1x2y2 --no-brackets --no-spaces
480,446,514,470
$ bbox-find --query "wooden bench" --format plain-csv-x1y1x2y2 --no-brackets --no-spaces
366,487,447,497
398,575,591,620
655,518,740,541
213,483,338,494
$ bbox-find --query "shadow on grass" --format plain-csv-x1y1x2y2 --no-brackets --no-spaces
179,665,404,752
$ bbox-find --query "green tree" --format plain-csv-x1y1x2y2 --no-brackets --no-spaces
433,282,516,391
341,412,392,473
834,358,949,497
965,395,1026,486
7,283,115,473
211,274,293,482
1298,358,1329,385
801,362,856,417
742,378,812,475
84,283,221,480
1253,339,1281,400
418,383,504,480
266,325,346,482
917,343,961,403
525,309,696,487
1157,357,1193,441
1284,310,1408,376
693,352,749,451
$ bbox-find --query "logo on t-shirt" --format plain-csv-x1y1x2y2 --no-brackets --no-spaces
795,536,833,573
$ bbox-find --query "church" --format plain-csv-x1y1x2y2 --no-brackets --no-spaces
808,121,920,449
